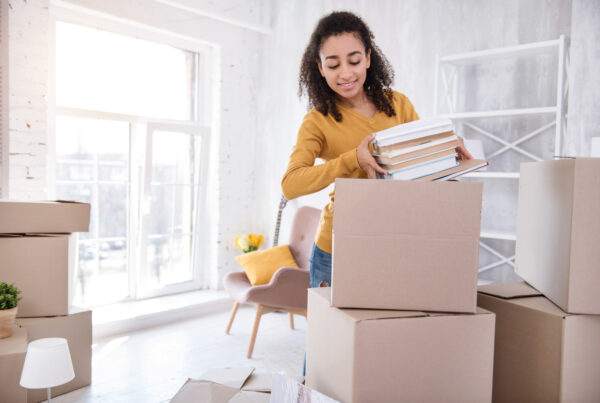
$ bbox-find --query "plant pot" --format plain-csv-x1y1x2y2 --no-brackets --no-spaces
0,307,18,338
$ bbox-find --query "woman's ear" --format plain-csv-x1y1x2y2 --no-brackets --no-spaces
366,48,371,69
316,59,325,77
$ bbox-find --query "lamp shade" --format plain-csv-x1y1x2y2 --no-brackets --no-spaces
20,337,75,389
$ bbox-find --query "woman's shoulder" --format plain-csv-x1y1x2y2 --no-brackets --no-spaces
301,107,336,128
389,90,413,105
388,90,418,119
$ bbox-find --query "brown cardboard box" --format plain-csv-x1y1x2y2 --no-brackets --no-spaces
306,288,495,403
515,158,600,314
0,234,71,318
171,368,318,403
477,282,600,403
0,326,28,403
0,200,90,234
16,308,92,403
332,178,483,312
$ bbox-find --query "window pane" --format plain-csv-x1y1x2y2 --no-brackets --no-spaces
98,184,128,238
152,131,197,184
74,241,98,306
173,185,194,234
142,130,200,293
57,162,94,182
99,127,129,181
168,235,193,284
149,184,174,235
98,239,129,304
74,240,129,307
56,22,194,120
56,115,97,163
146,235,192,288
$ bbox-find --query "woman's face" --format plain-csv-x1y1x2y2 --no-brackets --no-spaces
317,32,371,103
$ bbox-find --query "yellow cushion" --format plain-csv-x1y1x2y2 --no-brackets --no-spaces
234,245,298,286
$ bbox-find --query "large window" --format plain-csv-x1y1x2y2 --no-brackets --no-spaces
54,21,209,306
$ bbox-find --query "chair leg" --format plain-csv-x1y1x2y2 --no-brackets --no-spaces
225,302,240,334
289,312,295,329
247,304,264,358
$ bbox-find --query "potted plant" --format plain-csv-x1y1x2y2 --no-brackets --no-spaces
0,282,21,338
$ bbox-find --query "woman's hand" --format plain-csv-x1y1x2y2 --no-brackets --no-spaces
456,136,474,161
357,133,388,179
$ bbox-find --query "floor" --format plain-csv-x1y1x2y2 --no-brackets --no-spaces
53,305,306,402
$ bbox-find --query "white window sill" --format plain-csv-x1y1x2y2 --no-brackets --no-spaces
92,290,232,341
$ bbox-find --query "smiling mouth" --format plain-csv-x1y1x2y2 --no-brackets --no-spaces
339,80,357,88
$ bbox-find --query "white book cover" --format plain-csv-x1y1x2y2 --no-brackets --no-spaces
373,117,454,147
375,134,458,158
381,153,458,180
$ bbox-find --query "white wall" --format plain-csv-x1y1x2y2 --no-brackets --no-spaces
8,0,50,200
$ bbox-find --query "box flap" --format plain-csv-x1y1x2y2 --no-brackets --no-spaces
313,287,427,320
333,178,482,238
199,367,255,389
229,390,270,403
242,372,274,393
511,296,569,317
477,282,542,299
344,308,428,321
170,379,240,403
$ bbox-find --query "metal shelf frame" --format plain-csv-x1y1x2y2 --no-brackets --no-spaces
434,35,569,273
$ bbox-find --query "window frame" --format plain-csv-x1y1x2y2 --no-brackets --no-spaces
48,5,217,305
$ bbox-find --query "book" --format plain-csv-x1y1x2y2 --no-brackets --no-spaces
433,159,490,181
372,117,454,148
413,159,490,182
378,153,458,180
378,147,458,172
375,137,458,165
372,131,455,154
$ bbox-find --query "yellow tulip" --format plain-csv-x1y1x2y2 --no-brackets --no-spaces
235,233,264,253
235,235,250,252
248,233,264,248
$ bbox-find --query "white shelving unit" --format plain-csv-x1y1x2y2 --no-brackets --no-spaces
434,35,569,275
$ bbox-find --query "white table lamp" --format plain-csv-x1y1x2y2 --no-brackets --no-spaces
20,337,75,403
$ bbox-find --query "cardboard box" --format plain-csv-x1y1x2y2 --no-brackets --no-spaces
332,178,483,312
478,282,600,403
306,288,495,403
0,234,72,318
0,200,90,234
16,308,92,403
0,326,28,403
171,368,272,403
515,158,600,314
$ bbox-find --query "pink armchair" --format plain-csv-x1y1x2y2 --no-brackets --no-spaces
223,206,321,358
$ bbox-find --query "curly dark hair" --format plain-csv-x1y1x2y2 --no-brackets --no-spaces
299,11,396,122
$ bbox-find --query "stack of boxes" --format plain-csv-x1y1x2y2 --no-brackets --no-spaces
0,201,92,403
477,158,600,402
306,178,496,402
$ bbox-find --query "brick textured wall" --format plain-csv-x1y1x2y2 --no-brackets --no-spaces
8,0,49,200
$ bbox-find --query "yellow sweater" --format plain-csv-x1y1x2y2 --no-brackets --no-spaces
281,91,419,253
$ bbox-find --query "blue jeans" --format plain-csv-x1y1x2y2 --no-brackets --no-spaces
309,243,332,288
304,243,332,376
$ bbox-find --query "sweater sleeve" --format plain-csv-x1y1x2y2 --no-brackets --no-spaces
281,117,360,200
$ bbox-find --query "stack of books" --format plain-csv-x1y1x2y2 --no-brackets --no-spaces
372,117,488,180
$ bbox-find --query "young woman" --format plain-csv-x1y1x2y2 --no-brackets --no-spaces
281,11,472,290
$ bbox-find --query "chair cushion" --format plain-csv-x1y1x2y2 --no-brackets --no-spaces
234,245,298,286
